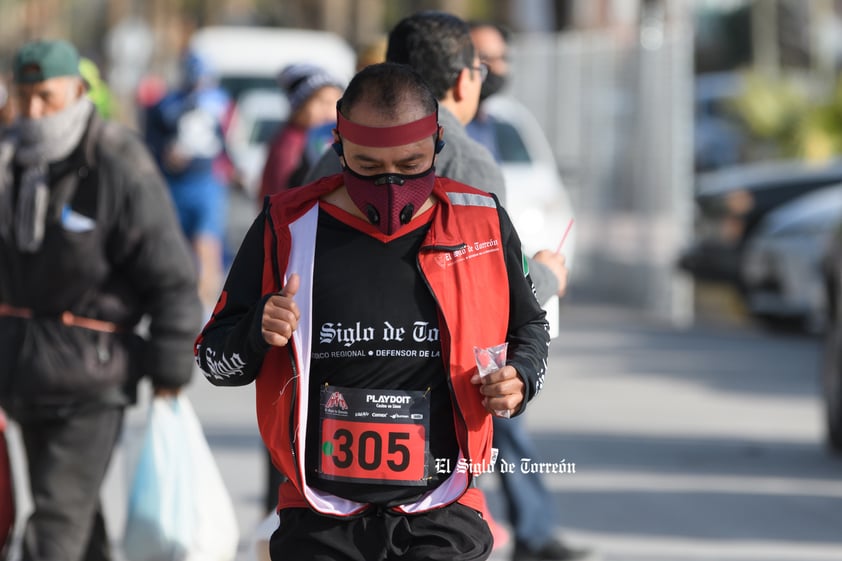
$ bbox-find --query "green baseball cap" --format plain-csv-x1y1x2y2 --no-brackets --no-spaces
13,39,80,84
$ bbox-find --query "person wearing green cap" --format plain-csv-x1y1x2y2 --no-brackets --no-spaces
0,39,202,561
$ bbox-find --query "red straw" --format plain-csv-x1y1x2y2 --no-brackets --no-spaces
555,218,575,255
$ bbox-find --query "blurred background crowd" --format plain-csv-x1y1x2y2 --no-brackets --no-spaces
8,0,842,333
6,2,842,559
3,3,842,433
6,0,842,445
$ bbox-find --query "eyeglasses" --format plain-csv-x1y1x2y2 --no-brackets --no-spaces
480,54,509,65
470,63,489,83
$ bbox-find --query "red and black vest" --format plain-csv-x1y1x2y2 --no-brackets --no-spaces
256,174,510,515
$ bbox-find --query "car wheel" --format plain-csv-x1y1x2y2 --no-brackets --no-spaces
752,313,805,334
822,324,842,453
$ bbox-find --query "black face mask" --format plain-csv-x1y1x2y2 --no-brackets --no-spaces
480,70,508,102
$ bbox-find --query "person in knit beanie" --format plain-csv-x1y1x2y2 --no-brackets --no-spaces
259,63,343,198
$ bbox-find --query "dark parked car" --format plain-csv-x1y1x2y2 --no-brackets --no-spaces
679,158,842,286
741,186,842,333
821,222,842,451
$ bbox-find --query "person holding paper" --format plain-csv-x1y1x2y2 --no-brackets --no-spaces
196,60,549,561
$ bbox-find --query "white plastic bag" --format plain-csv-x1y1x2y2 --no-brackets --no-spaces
0,409,15,559
123,395,239,561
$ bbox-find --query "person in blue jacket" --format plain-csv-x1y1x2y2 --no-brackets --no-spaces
144,51,231,312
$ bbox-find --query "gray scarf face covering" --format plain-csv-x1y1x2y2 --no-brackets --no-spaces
0,97,93,252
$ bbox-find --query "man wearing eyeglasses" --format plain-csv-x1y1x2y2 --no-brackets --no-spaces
465,21,591,561
306,12,496,199
305,10,567,330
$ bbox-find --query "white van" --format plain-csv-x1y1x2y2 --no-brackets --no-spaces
188,25,356,100
189,27,356,257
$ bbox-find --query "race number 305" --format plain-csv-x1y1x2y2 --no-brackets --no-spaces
319,386,430,485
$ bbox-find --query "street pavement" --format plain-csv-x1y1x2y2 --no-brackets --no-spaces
484,300,840,561
6,298,841,561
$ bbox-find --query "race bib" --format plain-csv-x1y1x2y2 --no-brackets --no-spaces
319,386,430,486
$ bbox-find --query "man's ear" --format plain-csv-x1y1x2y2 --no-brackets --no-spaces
451,67,469,102
73,77,86,99
331,128,345,163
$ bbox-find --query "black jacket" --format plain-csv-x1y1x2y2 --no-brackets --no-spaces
0,112,202,417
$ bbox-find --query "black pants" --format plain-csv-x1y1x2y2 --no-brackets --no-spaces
18,406,123,561
269,502,493,561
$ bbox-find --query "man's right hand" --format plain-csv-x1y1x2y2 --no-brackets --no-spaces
532,250,568,297
262,274,301,347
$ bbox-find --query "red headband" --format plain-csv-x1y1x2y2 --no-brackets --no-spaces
336,110,438,147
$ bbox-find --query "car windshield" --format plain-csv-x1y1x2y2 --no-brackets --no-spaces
492,120,531,164
251,118,283,144
221,77,279,101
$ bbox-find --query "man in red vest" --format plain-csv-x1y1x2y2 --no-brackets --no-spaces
196,61,550,561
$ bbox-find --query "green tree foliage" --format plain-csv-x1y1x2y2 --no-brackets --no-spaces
726,70,842,163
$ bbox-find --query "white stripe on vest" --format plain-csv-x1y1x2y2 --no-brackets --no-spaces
446,191,496,208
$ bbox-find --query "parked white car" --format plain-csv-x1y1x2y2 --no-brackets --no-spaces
194,26,355,261
741,184,842,332
480,96,577,270
220,89,289,262
224,89,287,196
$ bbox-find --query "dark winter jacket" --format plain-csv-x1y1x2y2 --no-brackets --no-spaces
0,112,202,418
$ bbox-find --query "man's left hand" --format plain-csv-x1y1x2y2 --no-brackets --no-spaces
532,250,568,297
470,365,525,416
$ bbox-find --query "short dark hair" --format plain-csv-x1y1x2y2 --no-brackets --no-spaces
467,20,512,44
386,11,475,100
338,62,438,122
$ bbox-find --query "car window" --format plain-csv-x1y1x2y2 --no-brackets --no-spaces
251,118,283,144
221,77,279,101
492,120,531,163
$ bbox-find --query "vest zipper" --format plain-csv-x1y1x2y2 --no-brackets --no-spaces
266,203,301,479
416,242,472,483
